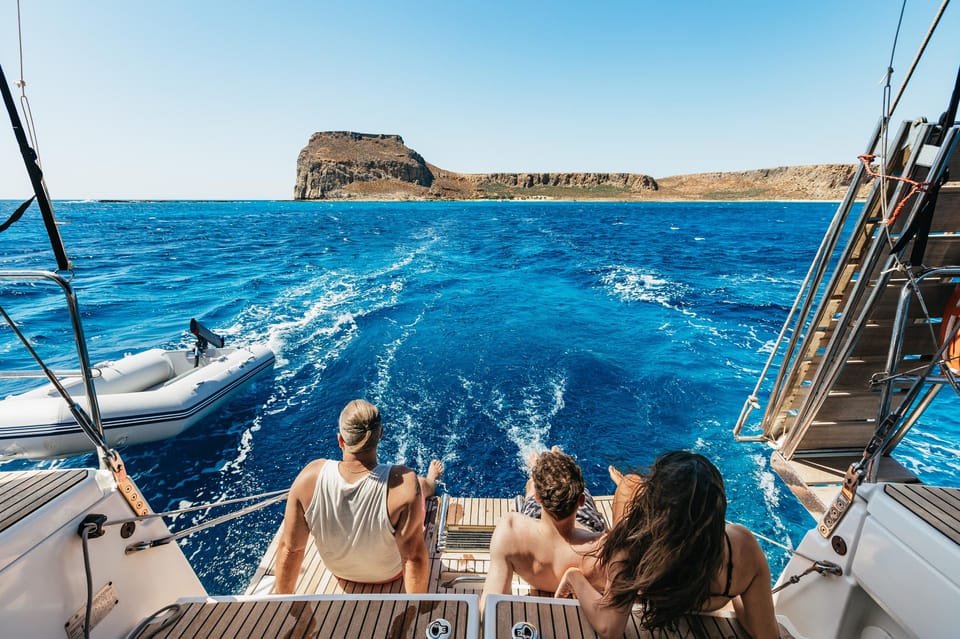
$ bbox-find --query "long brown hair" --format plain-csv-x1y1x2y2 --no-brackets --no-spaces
598,451,727,630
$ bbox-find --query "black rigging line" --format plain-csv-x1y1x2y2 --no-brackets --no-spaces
0,62,72,271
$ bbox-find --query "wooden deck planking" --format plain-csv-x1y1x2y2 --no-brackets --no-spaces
147,596,477,639
593,494,614,528
248,497,518,596
485,596,765,639
438,496,514,552
0,469,88,533
213,601,265,638
884,484,960,545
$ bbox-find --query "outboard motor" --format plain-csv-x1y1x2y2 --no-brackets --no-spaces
190,318,225,367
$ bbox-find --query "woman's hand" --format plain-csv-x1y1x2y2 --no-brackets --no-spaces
555,566,583,599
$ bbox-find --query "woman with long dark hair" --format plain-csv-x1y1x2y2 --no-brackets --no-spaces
555,451,779,639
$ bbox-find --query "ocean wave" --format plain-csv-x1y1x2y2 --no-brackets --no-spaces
501,372,568,468
598,265,691,311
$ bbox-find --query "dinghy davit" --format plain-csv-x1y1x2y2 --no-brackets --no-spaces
0,319,275,460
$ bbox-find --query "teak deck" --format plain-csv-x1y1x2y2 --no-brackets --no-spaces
884,484,960,546
225,494,776,638
485,596,760,639
137,595,762,639
0,469,88,533
137,595,479,639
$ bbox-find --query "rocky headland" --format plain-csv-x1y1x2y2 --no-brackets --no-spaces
294,131,870,201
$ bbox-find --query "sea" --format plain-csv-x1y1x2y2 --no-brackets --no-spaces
1,199,958,594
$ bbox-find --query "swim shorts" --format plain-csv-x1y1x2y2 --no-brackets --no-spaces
519,488,607,533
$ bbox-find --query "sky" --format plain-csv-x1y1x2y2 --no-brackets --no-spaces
1,1,958,200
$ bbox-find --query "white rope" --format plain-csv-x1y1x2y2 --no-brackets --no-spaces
726,520,823,564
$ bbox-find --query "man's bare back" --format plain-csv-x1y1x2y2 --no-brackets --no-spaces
489,510,603,593
480,448,606,614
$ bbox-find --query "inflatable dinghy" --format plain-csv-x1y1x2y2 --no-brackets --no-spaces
0,320,275,459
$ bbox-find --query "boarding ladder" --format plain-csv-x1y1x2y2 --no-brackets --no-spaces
735,121,960,513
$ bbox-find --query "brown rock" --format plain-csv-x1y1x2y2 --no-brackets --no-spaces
294,132,434,200
293,132,871,201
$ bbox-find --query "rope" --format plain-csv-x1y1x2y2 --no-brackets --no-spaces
858,154,930,227
771,560,843,594
729,520,821,564
80,524,95,639
126,604,184,639
875,0,949,225
15,0,41,162
888,0,952,118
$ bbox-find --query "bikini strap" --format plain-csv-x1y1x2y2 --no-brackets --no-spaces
721,531,734,598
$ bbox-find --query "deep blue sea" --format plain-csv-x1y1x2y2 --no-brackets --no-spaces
1,200,958,594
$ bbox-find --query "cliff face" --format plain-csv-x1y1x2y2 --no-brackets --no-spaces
294,132,869,201
478,172,656,190
294,132,658,200
655,164,868,200
294,132,434,200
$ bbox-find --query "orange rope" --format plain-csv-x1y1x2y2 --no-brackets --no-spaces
858,154,930,226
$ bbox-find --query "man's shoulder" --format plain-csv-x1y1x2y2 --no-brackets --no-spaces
289,459,330,505
491,512,546,555
495,511,540,536
300,458,330,478
386,464,418,495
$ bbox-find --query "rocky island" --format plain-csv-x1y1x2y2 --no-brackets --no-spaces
294,131,870,201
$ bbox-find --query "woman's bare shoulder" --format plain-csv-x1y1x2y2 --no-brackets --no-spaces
725,523,770,572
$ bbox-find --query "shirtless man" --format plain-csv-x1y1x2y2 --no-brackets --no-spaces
480,447,607,614
273,399,443,594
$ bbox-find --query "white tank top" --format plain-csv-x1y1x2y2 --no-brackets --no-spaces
303,461,402,582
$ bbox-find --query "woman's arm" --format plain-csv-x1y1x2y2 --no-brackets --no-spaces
730,527,780,639
555,566,632,639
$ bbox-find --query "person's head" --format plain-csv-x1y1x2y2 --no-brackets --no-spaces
601,450,727,630
532,449,585,520
338,399,382,454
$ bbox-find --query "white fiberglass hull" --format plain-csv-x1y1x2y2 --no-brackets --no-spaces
0,344,275,459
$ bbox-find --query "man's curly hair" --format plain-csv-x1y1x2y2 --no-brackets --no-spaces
532,450,585,519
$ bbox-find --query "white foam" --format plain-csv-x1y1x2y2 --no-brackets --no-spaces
600,265,682,307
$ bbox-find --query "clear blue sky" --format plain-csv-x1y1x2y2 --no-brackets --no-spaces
1,1,958,199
